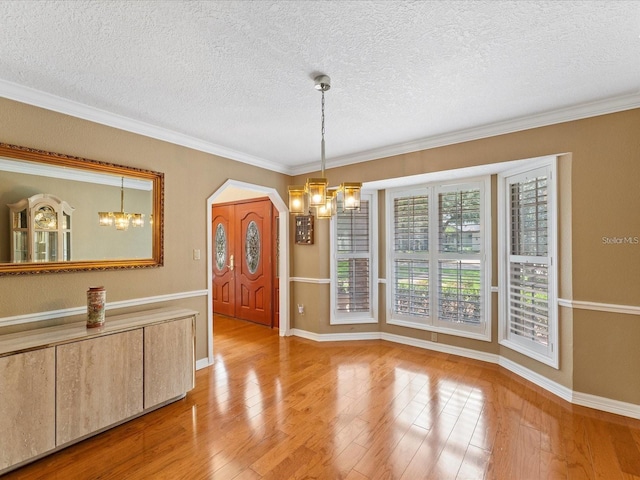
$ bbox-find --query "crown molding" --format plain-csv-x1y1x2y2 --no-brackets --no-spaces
291,92,640,176
0,79,290,174
2,79,639,178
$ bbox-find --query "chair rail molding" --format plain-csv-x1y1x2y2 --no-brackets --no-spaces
0,290,208,327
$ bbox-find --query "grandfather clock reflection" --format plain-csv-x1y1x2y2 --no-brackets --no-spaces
8,193,74,262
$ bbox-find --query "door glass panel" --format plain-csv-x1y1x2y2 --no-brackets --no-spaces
215,223,227,271
245,220,260,274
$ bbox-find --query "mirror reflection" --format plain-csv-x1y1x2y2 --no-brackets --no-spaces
0,143,163,275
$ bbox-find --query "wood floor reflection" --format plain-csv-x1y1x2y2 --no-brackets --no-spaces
7,315,640,479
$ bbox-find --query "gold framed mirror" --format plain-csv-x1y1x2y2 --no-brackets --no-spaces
0,142,163,275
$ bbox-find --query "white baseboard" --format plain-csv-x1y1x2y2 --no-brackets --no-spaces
291,328,640,420
572,391,640,420
290,328,380,342
498,356,573,403
380,332,499,364
196,358,211,371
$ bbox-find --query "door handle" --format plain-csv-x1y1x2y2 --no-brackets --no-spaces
228,254,234,271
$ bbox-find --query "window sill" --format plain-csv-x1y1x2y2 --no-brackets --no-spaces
330,316,378,326
388,317,491,342
499,338,559,369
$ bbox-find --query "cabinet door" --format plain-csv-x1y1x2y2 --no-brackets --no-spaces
0,348,55,471
56,330,143,445
144,317,195,408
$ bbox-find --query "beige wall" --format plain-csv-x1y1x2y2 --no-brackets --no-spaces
292,109,640,405
0,97,289,361
1,95,638,407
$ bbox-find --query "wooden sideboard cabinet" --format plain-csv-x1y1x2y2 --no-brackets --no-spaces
0,348,56,471
144,317,195,409
0,308,197,475
56,329,144,445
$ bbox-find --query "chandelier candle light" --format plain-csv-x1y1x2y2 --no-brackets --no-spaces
288,75,361,218
98,177,144,230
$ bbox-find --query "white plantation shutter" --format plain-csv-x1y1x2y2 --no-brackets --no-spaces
336,258,369,312
508,262,549,344
438,189,481,254
392,194,430,320
335,198,369,313
394,259,429,317
331,194,376,323
336,200,369,255
500,161,557,367
437,260,481,325
394,195,429,253
436,187,483,328
510,175,548,256
388,181,489,340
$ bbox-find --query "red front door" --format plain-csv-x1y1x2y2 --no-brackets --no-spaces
212,204,235,317
234,200,272,325
212,198,274,327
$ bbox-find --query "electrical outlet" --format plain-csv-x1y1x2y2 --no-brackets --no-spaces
297,304,304,315
431,332,438,342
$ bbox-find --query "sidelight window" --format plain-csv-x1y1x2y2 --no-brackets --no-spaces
498,159,558,367
331,192,377,324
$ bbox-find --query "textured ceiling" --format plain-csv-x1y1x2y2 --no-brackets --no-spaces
0,0,639,174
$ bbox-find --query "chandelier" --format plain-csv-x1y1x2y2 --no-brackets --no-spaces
98,177,144,230
288,75,361,219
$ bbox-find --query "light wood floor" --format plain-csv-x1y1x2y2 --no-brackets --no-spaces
7,315,640,479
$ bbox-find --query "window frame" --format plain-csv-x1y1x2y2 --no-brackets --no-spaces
386,177,491,341
498,157,559,368
330,191,378,325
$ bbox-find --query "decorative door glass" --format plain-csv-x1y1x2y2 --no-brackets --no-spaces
245,220,260,274
215,223,227,271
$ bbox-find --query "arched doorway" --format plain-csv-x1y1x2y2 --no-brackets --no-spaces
205,180,289,363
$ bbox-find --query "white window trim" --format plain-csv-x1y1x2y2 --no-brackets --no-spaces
498,156,559,368
330,191,378,325
386,176,491,342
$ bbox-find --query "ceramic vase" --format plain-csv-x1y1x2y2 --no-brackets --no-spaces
87,286,106,328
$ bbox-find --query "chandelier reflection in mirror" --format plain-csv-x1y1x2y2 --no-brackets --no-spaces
98,177,144,230
288,75,361,219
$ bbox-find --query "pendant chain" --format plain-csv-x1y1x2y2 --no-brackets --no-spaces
320,88,326,176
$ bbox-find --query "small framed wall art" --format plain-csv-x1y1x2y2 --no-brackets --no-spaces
295,215,314,245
